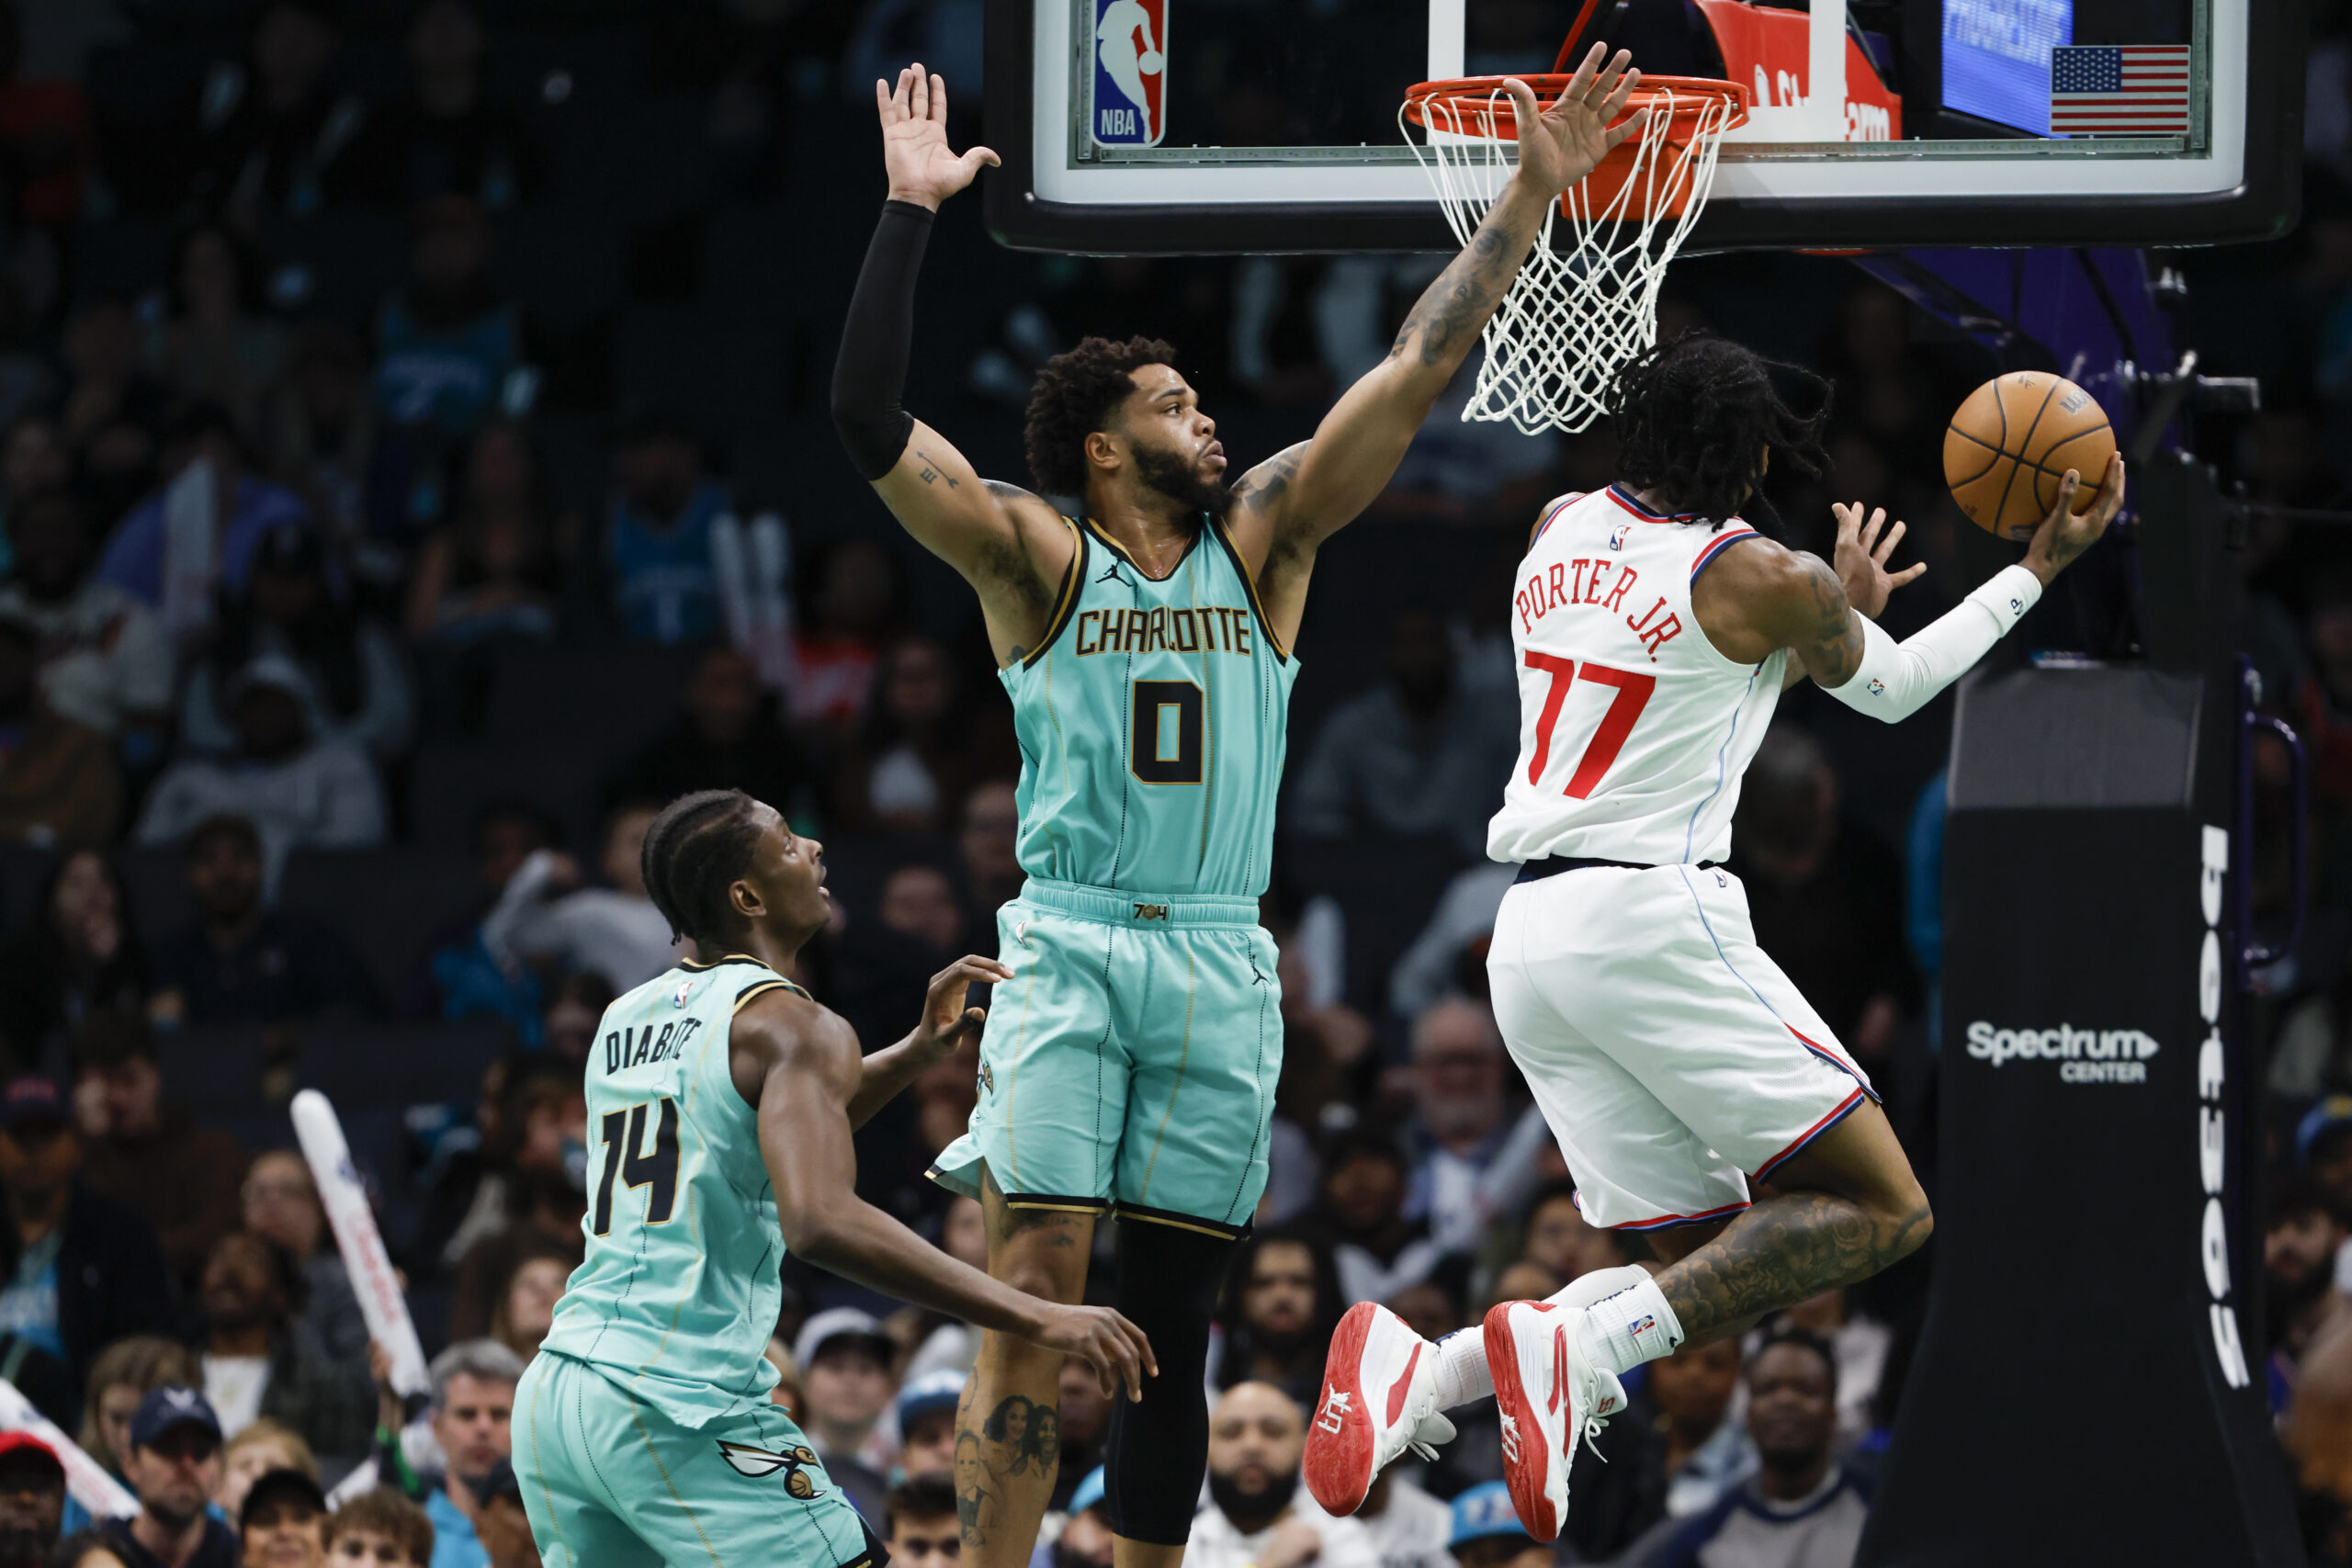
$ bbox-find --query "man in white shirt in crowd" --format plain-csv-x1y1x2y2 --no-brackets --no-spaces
1354,1467,1454,1568
480,800,679,992
0,488,174,748
1186,1383,1377,1568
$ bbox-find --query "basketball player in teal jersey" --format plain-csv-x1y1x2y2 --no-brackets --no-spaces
518,790,1154,1568
831,55,1648,1568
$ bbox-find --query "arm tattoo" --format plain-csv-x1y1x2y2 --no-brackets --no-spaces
1799,557,1865,685
1657,1191,1934,1340
914,450,959,488
1389,207,1535,371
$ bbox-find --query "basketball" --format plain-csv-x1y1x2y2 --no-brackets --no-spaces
1941,370,2117,541
1138,49,1163,73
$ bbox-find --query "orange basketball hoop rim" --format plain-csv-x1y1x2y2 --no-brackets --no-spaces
1403,74,1749,220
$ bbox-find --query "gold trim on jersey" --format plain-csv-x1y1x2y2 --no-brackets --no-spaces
731,979,800,1014
1022,516,1089,670
1208,515,1291,663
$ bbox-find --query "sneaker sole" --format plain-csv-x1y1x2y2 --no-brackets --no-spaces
1484,1302,1566,1541
1304,1302,1386,1515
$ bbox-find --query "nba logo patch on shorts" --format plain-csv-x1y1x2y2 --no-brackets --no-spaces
1092,0,1167,146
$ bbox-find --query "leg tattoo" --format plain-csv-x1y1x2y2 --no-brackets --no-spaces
1655,1190,1932,1341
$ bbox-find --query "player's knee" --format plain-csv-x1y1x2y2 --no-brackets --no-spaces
1876,1185,1932,1262
995,1254,1085,1304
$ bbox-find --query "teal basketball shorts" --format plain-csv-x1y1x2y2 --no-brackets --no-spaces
516,1351,880,1568
929,877,1284,1237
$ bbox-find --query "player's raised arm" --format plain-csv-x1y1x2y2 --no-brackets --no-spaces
831,65,1074,660
1227,50,1643,611
733,990,1158,1398
1712,455,2125,715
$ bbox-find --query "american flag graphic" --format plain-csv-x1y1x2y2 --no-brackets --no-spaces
2049,44,2191,135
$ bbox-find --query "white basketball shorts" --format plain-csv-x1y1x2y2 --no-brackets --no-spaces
1487,862,1878,1232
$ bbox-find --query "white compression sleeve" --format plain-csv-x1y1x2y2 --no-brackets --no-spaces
1821,564,2043,723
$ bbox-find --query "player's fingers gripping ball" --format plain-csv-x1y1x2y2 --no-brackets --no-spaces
1943,370,2117,541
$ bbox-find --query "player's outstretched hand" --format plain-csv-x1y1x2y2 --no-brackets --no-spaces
2021,452,2126,587
1503,45,1645,199
907,955,1015,1059
1035,1303,1159,1402
878,63,999,212
1830,501,1926,621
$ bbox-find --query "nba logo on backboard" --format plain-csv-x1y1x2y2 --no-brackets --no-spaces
1092,0,1166,147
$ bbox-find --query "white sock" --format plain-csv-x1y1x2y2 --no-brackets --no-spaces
1576,1271,1685,1376
1431,1265,1657,1410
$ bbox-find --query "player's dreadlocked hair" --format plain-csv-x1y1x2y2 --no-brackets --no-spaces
1023,334,1180,496
1605,333,1832,531
640,789,764,946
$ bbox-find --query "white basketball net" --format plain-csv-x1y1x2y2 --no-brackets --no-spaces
1401,85,1740,434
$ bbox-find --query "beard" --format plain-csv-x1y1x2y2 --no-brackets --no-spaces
1132,443,1235,521
1208,1465,1299,1533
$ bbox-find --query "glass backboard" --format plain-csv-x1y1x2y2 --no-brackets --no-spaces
982,0,2298,254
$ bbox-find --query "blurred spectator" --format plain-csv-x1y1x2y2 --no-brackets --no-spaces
1049,1466,1115,1568
357,0,538,212
80,1337,201,1481
262,321,413,581
60,299,167,470
0,850,147,1074
1310,1130,1442,1307
0,1432,62,1568
2270,1178,2347,1389
1774,1290,1890,1451
444,1064,582,1338
537,972,613,1068
1054,1356,1112,1508
98,1388,238,1568
215,1419,316,1522
144,225,286,434
484,1244,566,1365
1216,1229,1343,1407
892,1370,963,1483
764,1337,801,1417
375,197,516,441
2301,1097,2352,1223
427,805,556,1041
241,1150,368,1365
366,1340,518,1568
96,402,312,651
1290,607,1516,859
833,637,1017,835
895,1197,985,1382
144,816,377,1028
0,416,68,543
1402,1000,1550,1258
136,654,389,870
1571,1339,1753,1564
187,0,374,222
50,1532,130,1568
0,288,51,446
1387,863,1514,1020
0,1075,171,1398
605,646,813,820
323,1489,432,1568
192,1231,371,1458
1726,724,1917,1059
883,1473,958,1568
789,538,903,735
479,802,677,992
1355,1466,1453,1568
72,1016,249,1289
1383,1280,1462,1346
1642,1332,1868,1568
792,1309,897,1525
0,609,118,845
958,780,1023,918
1443,1483,1540,1568
0,487,175,742
835,862,965,1099
1187,1382,1374,1568
604,414,731,646
414,1053,572,1281
1515,1179,1629,1291
470,1461,536,1568
235,1466,327,1568
1817,285,1943,480
404,421,571,649
181,525,413,762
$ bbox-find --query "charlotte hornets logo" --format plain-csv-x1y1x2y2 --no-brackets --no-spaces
717,1440,824,1498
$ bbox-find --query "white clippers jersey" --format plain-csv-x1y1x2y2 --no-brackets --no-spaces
1486,486,1789,868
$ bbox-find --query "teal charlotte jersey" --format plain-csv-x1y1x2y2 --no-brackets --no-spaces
522,956,877,1568
1004,513,1298,897
931,514,1296,1236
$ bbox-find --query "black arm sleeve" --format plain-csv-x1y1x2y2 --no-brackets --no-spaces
831,199,934,481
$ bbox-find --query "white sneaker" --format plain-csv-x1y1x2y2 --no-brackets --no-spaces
1482,1299,1627,1541
1303,1302,1453,1515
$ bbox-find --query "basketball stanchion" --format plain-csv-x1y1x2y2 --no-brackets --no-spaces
1399,74,1747,435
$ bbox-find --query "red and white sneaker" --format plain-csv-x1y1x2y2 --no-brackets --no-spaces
1482,1300,1628,1542
1303,1302,1453,1516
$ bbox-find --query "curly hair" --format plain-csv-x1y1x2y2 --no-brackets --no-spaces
1605,333,1831,530
1023,335,1179,496
639,789,765,946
